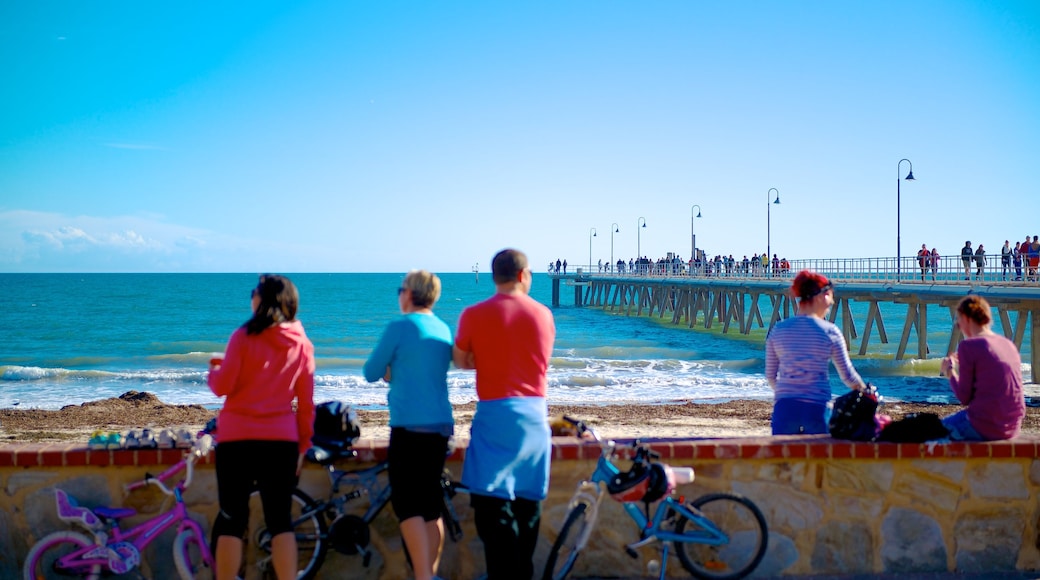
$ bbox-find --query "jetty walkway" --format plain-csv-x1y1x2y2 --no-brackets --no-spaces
549,257,1040,380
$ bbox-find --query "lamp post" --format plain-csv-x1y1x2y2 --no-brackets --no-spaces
610,223,619,273
896,158,915,281
637,217,647,263
690,205,702,263
767,188,780,270
589,227,597,272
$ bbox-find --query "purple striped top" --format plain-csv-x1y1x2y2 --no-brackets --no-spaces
765,315,863,403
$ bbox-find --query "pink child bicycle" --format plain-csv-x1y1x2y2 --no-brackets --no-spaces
22,434,216,580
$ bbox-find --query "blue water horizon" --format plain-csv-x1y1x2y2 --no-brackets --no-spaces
1,273,1032,411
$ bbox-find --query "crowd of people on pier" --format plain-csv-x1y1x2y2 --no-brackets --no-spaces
549,233,1040,284
553,252,795,278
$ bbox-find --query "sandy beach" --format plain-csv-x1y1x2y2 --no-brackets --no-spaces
3,391,1039,444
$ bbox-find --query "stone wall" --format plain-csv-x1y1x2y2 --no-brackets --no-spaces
3,435,1039,578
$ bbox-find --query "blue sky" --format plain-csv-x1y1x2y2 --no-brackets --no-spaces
1,1,1038,273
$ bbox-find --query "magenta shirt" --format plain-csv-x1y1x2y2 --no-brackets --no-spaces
949,334,1025,440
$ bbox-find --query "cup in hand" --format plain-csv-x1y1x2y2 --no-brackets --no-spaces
209,353,224,369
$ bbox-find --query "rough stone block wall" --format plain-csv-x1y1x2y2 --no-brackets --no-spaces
2,435,1039,578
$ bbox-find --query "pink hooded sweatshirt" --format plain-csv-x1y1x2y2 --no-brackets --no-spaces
208,320,315,454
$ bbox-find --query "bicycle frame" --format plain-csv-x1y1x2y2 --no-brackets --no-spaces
562,422,733,563
46,438,215,575
327,460,392,524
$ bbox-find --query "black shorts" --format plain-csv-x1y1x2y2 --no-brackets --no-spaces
388,428,449,522
214,440,299,538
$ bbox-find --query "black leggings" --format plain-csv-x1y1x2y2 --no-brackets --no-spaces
388,427,449,522
471,494,541,580
214,440,299,538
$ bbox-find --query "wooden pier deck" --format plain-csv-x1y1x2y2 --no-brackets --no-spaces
550,273,1040,381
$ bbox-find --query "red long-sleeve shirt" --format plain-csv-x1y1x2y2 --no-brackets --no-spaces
208,321,315,454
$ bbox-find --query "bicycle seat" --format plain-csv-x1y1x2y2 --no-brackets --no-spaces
306,445,357,465
55,489,134,526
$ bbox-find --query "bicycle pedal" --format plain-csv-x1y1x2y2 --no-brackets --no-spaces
625,546,639,559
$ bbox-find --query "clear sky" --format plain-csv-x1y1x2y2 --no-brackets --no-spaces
2,1,1038,273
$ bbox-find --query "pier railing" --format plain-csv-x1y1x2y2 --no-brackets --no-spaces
559,255,1038,286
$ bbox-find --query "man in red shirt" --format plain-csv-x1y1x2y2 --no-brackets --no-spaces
454,248,556,580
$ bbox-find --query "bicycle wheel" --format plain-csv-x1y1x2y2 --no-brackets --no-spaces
23,530,101,580
541,502,591,580
247,487,328,580
674,493,768,580
173,528,210,580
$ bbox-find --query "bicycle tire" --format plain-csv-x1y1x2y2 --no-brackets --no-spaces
541,502,590,580
674,493,768,580
23,530,102,580
173,528,210,580
247,487,328,580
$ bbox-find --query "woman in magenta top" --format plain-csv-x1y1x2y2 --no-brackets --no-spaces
939,295,1025,441
208,274,315,580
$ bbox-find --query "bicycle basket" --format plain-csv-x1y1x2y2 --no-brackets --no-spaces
607,463,675,503
311,401,361,449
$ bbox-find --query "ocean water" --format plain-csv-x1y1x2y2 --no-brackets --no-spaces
0,273,1033,411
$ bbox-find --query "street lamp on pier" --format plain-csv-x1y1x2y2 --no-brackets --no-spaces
767,188,780,269
610,223,619,273
637,217,647,262
589,227,597,272
896,158,915,281
690,205,702,263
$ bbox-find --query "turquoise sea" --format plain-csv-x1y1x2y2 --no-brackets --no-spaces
0,273,1034,410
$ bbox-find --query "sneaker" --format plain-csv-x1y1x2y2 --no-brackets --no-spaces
157,429,176,449
138,428,158,449
122,430,141,449
175,429,194,448
88,430,108,450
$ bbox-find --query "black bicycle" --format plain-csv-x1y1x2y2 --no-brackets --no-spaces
243,445,466,579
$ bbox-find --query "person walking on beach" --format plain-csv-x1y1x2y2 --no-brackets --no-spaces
453,249,555,580
961,241,973,280
939,295,1025,441
363,270,454,580
208,274,315,580
974,244,987,280
765,270,867,435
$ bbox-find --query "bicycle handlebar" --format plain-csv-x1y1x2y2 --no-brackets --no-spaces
123,434,214,495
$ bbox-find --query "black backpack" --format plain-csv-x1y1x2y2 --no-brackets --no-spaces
829,386,881,441
877,413,950,443
311,401,361,449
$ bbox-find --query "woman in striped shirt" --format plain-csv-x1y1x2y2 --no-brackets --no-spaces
765,270,867,435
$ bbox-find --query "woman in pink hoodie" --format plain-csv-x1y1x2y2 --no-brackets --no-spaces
208,274,315,580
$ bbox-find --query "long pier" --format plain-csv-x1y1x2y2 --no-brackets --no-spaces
549,271,1040,381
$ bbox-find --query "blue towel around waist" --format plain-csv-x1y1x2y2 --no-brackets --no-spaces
461,397,551,501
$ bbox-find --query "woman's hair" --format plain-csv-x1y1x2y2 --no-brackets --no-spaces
791,270,832,301
956,294,992,326
402,270,441,308
244,274,299,335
